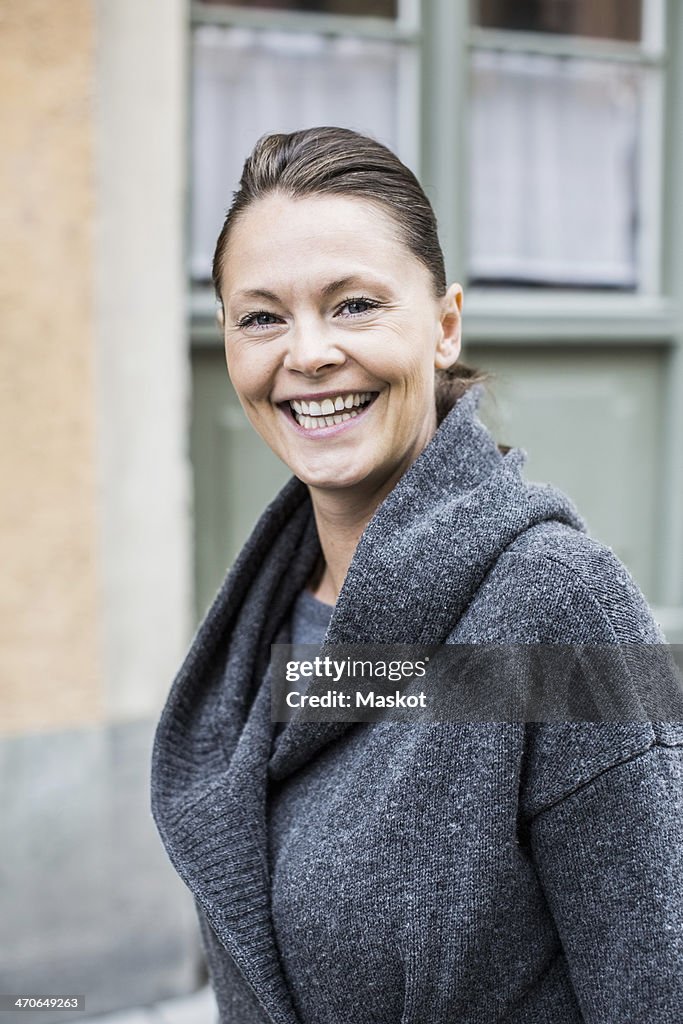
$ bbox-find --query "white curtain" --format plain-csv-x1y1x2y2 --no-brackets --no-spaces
468,49,641,287
191,25,401,280
192,28,642,288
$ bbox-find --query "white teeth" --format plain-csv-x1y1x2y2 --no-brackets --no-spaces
290,391,376,429
293,411,355,429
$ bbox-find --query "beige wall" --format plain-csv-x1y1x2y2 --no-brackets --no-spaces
0,5,198,1006
0,0,102,733
94,0,192,721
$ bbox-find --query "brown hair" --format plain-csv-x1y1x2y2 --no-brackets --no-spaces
212,126,486,423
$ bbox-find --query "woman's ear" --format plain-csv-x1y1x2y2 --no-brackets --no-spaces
435,282,463,370
216,302,225,330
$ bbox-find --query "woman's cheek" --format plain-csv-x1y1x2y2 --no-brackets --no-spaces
228,356,268,402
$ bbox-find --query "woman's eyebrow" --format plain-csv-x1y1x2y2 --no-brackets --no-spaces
232,287,281,304
320,276,361,298
320,275,390,298
230,281,359,302
231,276,391,306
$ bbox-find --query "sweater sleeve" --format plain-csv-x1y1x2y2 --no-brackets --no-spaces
528,739,683,1023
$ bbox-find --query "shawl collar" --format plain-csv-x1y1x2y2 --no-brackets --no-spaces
151,387,584,1022
152,483,318,1024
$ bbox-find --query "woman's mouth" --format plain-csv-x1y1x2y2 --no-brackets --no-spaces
286,391,378,431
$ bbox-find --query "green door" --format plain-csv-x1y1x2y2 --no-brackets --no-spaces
191,341,665,621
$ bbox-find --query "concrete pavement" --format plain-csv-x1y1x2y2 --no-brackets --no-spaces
77,986,217,1024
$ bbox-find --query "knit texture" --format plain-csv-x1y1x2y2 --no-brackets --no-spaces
151,389,683,1023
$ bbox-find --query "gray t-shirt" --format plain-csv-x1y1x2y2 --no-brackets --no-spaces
272,588,333,743
290,587,334,646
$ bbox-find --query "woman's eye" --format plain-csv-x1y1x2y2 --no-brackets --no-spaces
337,297,381,317
236,311,281,329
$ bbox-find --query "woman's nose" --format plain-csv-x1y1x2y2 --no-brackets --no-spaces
282,326,346,376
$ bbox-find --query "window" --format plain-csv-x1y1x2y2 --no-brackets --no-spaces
188,0,683,632
200,0,397,14
467,0,665,290
190,1,417,282
475,0,641,41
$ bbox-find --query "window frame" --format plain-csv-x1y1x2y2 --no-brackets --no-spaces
189,0,423,290
188,0,683,629
462,0,667,301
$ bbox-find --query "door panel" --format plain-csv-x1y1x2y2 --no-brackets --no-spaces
192,343,665,618
467,344,665,601
191,349,292,618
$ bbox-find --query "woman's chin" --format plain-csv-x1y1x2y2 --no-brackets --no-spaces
289,448,409,500
297,471,368,493
292,459,377,495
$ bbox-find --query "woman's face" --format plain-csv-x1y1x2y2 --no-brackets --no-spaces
219,193,462,501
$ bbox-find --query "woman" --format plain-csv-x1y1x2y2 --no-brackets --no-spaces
152,127,683,1023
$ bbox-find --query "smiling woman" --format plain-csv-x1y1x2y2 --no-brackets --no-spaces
218,191,463,534
152,127,683,1023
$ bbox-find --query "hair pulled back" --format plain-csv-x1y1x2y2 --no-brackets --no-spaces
212,126,485,424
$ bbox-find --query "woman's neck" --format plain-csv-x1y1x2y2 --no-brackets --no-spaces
307,482,393,605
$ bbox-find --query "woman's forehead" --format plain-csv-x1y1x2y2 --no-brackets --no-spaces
221,193,419,295
232,192,398,246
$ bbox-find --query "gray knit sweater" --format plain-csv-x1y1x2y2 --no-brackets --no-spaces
151,389,683,1023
